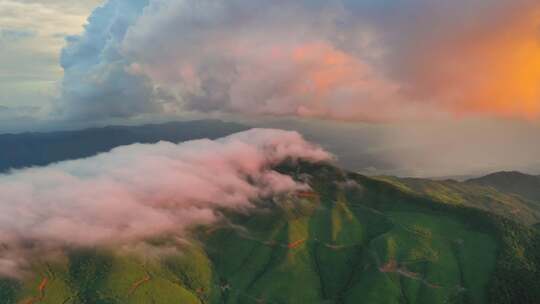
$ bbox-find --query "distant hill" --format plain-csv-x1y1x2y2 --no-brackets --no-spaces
2,163,540,304
466,171,540,203
0,120,248,173
375,175,540,225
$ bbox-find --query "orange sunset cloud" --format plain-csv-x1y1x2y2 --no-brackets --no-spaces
393,4,540,119
110,0,540,122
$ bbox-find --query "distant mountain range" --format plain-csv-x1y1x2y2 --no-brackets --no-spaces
0,120,247,173
467,171,540,203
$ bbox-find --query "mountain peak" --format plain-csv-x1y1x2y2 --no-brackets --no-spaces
467,170,537,184
467,170,540,203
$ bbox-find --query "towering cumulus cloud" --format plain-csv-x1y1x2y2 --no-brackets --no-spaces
59,0,158,119
0,129,331,276
59,0,540,121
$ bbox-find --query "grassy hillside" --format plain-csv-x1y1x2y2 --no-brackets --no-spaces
467,171,540,203
2,163,539,304
376,175,540,225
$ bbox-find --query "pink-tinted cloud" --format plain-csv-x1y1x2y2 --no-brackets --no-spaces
375,1,540,119
0,128,331,276
59,0,540,121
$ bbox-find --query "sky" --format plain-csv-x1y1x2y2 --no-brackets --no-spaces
0,1,101,116
1,0,540,177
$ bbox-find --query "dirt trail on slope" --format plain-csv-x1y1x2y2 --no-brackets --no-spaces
22,277,48,304
128,273,151,295
378,258,441,289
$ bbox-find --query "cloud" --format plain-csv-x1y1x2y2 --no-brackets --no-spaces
343,0,540,119
375,118,540,178
0,106,43,133
248,117,540,179
0,0,101,116
56,0,162,120
56,0,540,121
0,128,331,276
0,28,36,42
121,0,404,121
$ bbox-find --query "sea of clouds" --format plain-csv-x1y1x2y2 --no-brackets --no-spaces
0,128,331,276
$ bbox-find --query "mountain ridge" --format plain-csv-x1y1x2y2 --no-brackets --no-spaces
0,120,248,173
376,171,540,226
2,162,539,304
466,171,540,203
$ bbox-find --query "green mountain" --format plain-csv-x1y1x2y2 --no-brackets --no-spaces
375,175,540,225
2,163,539,304
466,171,540,203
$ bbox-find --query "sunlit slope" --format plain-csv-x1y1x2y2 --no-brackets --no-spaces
3,164,540,304
203,166,498,304
376,175,540,225
9,249,209,304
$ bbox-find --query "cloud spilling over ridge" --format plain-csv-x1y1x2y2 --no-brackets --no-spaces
59,0,540,121
0,128,331,276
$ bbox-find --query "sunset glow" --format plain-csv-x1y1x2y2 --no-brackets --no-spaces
414,11,540,119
